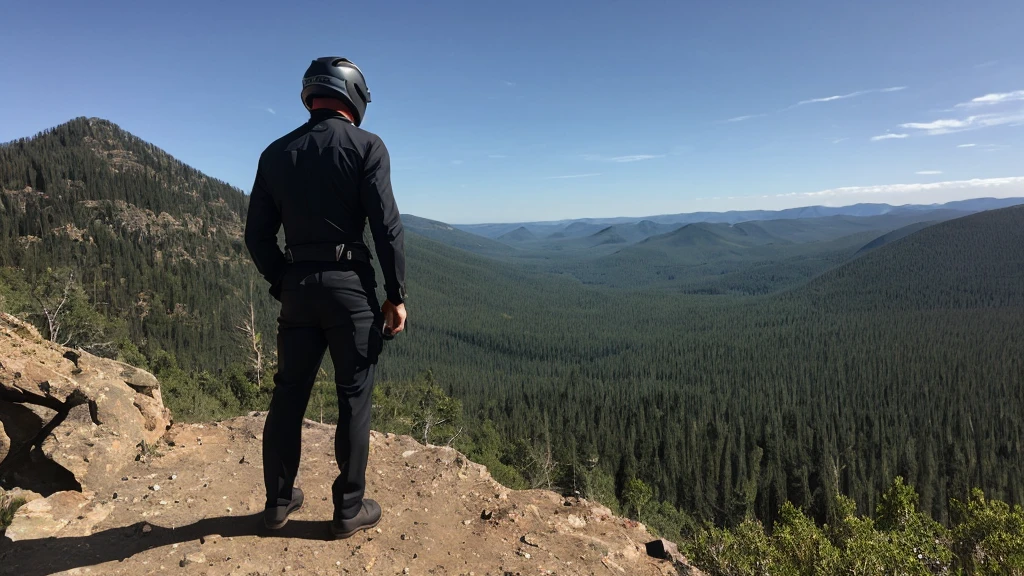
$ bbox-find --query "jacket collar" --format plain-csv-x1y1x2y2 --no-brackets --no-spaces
309,108,354,125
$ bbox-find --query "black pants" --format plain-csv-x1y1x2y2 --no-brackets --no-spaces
263,264,383,521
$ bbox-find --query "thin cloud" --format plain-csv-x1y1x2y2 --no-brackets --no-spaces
724,114,765,123
451,160,464,165
488,154,508,159
871,133,909,141
916,170,942,175
975,61,998,69
775,176,1024,200
502,80,517,87
607,154,665,163
721,86,906,123
955,90,1024,108
957,143,977,148
795,86,906,107
900,111,1024,135
832,138,849,144
543,173,602,180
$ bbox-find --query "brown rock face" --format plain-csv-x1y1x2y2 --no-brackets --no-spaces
0,312,171,497
0,420,8,464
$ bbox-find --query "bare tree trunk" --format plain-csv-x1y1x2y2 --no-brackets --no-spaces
37,271,75,344
236,284,265,388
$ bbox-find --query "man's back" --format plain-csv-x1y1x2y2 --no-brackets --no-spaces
245,109,406,306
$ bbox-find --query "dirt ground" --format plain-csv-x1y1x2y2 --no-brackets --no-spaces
1,416,697,575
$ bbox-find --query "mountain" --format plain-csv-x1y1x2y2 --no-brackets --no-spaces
0,117,267,372
797,205,1024,310
854,220,935,255
401,214,515,257
454,197,1024,236
497,226,537,243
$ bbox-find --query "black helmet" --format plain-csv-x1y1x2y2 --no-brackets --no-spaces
301,57,372,126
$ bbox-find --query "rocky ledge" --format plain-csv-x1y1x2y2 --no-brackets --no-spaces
0,313,699,575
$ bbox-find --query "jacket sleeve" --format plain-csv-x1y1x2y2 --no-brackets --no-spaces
244,167,288,299
360,137,407,304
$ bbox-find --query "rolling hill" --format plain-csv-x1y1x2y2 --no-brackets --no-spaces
797,205,1024,310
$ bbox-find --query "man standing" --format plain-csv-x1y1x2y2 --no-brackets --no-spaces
244,56,407,539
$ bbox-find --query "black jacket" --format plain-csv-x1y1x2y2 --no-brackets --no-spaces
244,109,406,304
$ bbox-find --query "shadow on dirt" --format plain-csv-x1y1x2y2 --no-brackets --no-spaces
0,513,332,576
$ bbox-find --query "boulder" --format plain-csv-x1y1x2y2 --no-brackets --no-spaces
3,490,113,541
0,313,171,494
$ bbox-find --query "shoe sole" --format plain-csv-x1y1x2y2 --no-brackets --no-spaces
264,498,304,530
329,515,381,540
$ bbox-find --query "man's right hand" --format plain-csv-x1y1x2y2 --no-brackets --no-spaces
382,301,407,337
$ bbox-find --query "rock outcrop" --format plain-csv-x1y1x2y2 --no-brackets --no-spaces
0,312,700,574
1,415,702,575
0,312,171,540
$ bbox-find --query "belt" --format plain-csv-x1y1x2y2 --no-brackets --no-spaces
284,242,372,264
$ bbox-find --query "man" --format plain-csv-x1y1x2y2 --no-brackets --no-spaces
244,56,407,539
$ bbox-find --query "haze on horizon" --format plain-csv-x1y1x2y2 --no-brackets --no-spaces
1,0,1022,223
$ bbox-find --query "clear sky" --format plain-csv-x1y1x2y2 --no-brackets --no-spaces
2,0,1023,223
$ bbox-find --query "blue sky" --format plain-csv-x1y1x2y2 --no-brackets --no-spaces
1,0,1023,224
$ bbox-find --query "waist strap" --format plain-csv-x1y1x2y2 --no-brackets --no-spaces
285,243,371,264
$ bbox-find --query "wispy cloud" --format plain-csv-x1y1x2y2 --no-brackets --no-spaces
607,154,664,163
543,173,602,180
916,170,943,175
975,60,998,69
724,114,765,123
957,143,977,148
900,112,1024,135
871,133,909,141
891,89,1024,136
451,160,464,165
832,138,849,144
502,80,517,87
583,153,664,163
721,86,906,123
774,176,1024,200
796,86,906,107
955,90,1024,108
488,154,508,159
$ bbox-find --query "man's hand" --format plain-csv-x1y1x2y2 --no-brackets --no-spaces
382,301,407,337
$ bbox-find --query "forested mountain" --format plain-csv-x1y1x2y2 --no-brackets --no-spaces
2,118,1021,552
401,213,515,257
0,117,274,371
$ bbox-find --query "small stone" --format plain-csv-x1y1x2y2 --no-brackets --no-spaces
283,566,291,572
524,552,532,559
401,533,409,540
121,476,129,481
462,519,472,525
159,500,168,505
151,485,160,491
112,492,118,500
141,523,152,535
403,568,410,575
169,474,177,480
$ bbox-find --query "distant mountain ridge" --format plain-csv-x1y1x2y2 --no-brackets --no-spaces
455,197,1024,239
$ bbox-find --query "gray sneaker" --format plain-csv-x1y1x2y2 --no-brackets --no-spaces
264,487,304,529
329,499,382,539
